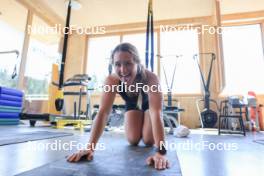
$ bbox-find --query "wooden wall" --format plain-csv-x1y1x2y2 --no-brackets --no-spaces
61,15,264,129
44,12,264,128
13,0,264,128
61,21,219,128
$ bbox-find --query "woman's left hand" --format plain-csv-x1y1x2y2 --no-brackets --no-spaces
146,152,170,170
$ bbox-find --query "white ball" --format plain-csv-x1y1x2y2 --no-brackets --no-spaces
173,125,190,137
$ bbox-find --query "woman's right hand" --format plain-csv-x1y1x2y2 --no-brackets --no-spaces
67,149,94,162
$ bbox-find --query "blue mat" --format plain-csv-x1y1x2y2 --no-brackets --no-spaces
0,108,21,112
0,119,19,125
0,105,22,110
0,87,23,97
0,112,20,118
0,100,22,107
0,94,23,101
0,123,19,125
0,122,19,125
0,115,20,125
0,118,19,121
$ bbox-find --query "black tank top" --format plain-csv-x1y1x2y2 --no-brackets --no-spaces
117,73,149,111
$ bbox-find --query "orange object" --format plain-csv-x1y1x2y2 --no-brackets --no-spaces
247,91,264,131
48,64,61,115
258,105,263,130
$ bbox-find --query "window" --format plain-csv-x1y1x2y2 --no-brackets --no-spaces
160,30,200,94
86,36,120,91
0,0,28,88
24,15,60,98
122,33,158,73
86,31,200,94
222,24,264,94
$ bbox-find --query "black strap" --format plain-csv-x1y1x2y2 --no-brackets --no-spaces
162,65,169,91
11,65,17,79
194,54,207,91
162,55,178,92
58,0,72,89
145,0,154,72
0,50,19,79
206,53,215,91
193,53,216,92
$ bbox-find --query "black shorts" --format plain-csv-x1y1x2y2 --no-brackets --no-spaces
125,101,149,112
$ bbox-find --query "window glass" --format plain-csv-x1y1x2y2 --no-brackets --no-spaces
160,30,201,94
122,33,158,73
86,36,120,91
222,24,264,94
24,15,61,98
0,0,27,88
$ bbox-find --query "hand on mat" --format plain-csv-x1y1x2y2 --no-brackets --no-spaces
146,153,170,170
67,149,94,162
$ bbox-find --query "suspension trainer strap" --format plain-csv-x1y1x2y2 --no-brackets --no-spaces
150,7,154,72
145,9,150,69
194,54,207,91
170,60,177,90
206,53,215,91
162,65,170,91
58,0,72,89
55,0,72,111
145,0,154,72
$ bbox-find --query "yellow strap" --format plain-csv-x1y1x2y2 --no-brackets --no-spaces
148,0,153,14
56,90,64,99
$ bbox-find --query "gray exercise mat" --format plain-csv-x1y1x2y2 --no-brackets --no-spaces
253,139,264,145
0,131,73,146
16,134,182,176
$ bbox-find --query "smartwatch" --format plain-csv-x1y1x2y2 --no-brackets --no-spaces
155,145,167,155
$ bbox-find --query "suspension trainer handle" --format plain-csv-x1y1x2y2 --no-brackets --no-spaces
159,54,183,91
193,52,216,89
145,0,154,72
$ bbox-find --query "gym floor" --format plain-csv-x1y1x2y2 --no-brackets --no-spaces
1,123,264,176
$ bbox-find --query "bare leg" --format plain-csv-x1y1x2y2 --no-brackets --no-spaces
124,110,143,145
142,110,154,146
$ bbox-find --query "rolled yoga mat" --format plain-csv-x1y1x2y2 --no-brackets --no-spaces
0,100,22,107
0,112,20,118
0,86,23,97
0,108,21,113
0,94,23,102
0,105,22,110
0,105,22,113
0,119,20,125
0,112,20,125
0,87,23,125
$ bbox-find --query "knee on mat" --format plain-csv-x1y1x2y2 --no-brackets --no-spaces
127,137,141,146
142,138,154,147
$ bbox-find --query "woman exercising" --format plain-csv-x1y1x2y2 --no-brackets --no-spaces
67,43,169,170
